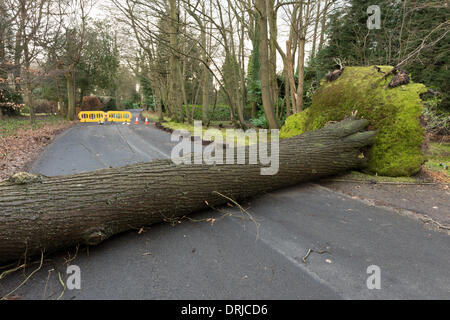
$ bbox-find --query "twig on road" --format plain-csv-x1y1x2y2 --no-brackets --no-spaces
302,248,331,264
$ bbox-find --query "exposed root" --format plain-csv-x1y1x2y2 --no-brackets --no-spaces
0,263,25,281
1,250,44,300
42,268,54,299
56,269,66,300
63,244,79,265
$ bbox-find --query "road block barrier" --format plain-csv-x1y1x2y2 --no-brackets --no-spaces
106,111,132,122
78,111,106,123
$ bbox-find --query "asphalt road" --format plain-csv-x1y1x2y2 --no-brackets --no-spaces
1,110,449,299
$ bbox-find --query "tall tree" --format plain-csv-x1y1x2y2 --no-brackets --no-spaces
255,0,278,129
11,0,51,123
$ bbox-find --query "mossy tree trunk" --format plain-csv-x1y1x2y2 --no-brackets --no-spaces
0,119,375,264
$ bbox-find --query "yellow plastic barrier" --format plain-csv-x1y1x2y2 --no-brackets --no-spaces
106,111,132,122
78,111,106,123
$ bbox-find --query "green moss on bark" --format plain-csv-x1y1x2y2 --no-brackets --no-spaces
280,66,427,176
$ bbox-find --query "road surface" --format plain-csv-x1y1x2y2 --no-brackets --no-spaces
1,110,449,299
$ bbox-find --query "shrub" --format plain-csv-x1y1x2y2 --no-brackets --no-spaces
422,97,450,136
184,105,231,121
249,110,269,128
34,99,57,113
81,96,103,111
0,87,22,116
98,96,117,111
121,99,135,110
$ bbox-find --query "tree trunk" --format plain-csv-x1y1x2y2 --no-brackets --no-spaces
13,27,23,93
65,70,75,121
154,87,164,122
256,0,279,130
201,65,210,123
284,67,291,117
251,102,257,118
200,9,210,123
267,0,278,108
23,82,35,124
0,119,375,263
296,38,306,113
318,0,328,52
286,40,297,114
311,0,321,58
180,62,191,124
79,88,84,110
55,76,66,117
167,0,183,123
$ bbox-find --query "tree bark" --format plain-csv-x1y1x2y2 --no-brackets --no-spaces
267,0,278,108
65,69,75,121
256,0,278,129
55,76,66,117
295,37,306,113
318,0,328,51
283,66,292,117
23,81,35,124
154,86,164,122
286,40,297,114
311,0,321,58
0,119,375,263
200,5,210,124
167,0,183,123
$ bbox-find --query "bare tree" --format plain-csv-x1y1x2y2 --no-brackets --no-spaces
255,0,278,129
6,0,52,123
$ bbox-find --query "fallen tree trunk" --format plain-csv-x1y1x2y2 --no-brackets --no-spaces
0,119,375,263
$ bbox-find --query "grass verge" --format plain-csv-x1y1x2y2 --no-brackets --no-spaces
0,115,68,137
